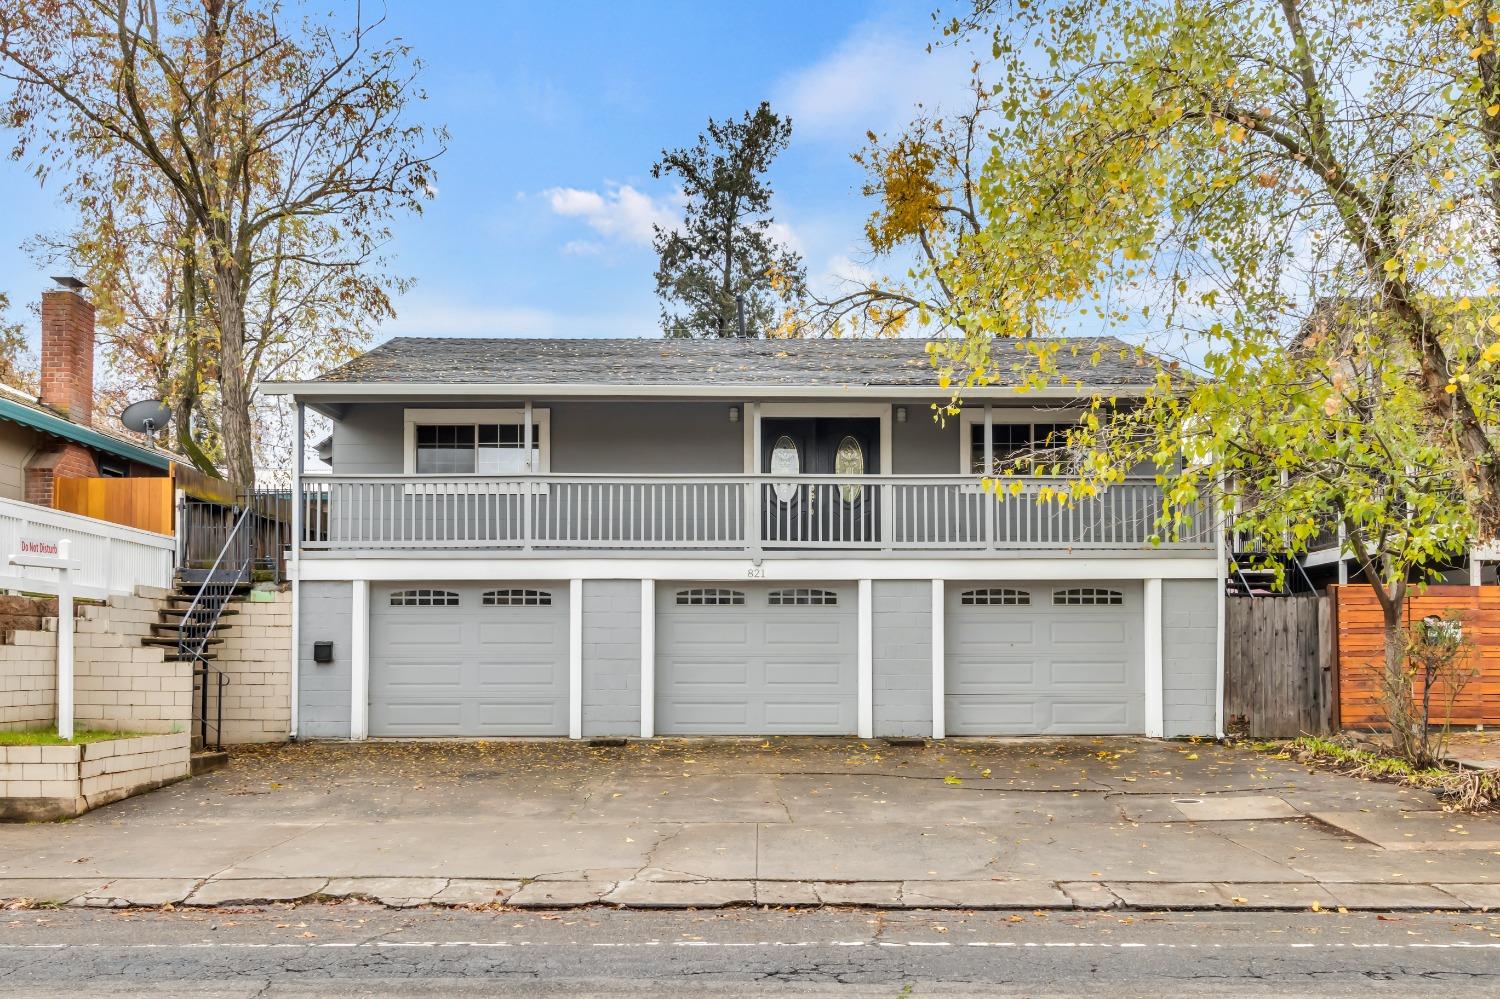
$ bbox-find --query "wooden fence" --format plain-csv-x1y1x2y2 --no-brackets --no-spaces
54,476,174,535
1335,584,1500,729
1224,595,1334,737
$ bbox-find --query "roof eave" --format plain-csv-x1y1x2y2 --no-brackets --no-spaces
259,381,1154,401
0,397,172,470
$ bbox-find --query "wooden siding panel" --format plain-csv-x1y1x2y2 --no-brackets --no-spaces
53,476,174,535
1335,584,1500,728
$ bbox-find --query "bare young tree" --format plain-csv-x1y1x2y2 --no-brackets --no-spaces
0,0,443,490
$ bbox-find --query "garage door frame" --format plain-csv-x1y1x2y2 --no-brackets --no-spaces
939,577,1160,737
363,579,574,738
653,580,862,736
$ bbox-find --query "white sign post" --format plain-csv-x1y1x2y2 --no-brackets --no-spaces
10,538,84,741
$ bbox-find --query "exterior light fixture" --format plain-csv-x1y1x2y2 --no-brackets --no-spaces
895,405,908,423
729,406,741,423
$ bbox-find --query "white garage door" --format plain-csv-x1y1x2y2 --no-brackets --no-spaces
656,583,857,735
946,582,1144,735
369,583,568,736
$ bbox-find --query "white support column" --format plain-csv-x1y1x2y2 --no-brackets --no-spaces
857,578,873,739
640,578,655,739
290,399,304,740
1471,555,1484,588
1143,577,1164,738
930,579,945,740
56,578,74,741
569,578,583,740
350,579,369,741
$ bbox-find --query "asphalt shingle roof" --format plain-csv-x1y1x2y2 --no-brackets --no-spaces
309,336,1157,388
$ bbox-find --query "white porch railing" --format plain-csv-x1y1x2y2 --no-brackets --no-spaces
298,474,1214,555
0,495,176,594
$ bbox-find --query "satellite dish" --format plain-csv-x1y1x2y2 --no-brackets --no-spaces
120,399,172,440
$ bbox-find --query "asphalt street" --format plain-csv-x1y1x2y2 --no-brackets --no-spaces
2,904,1500,996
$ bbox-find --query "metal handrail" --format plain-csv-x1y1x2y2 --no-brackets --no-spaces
179,505,254,750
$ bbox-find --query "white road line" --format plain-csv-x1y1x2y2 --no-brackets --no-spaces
0,939,1498,951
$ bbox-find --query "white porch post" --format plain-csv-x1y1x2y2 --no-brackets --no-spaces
1143,577,1164,738
569,578,583,739
640,578,655,738
930,579,945,740
857,579,873,738
290,399,303,740
56,575,74,741
350,579,369,740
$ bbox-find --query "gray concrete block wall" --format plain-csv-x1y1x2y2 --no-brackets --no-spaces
873,580,933,737
582,580,641,738
297,581,354,740
1163,578,1220,738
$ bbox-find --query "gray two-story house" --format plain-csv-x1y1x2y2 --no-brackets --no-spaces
263,336,1224,742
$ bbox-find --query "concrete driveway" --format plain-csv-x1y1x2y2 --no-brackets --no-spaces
2,737,1498,910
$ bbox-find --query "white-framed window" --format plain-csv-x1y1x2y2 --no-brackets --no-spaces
768,587,839,606
1053,587,1124,606
960,587,1031,606
483,588,553,607
675,587,746,606
956,409,1082,475
402,408,551,476
390,588,460,607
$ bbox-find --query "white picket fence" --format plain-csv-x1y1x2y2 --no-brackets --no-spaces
0,496,175,596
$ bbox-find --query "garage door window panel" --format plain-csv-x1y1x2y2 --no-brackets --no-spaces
1053,587,1124,606
483,588,553,606
675,588,746,606
960,588,1031,606
390,589,461,607
768,587,839,606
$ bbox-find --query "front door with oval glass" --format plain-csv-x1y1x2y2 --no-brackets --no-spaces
760,417,879,547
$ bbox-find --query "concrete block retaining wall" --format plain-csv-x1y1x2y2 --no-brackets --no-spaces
212,587,292,744
0,586,190,735
0,732,190,821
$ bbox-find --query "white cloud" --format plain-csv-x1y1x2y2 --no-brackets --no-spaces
775,21,979,143
541,183,678,248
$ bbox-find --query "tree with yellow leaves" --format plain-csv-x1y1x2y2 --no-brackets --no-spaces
861,0,1500,753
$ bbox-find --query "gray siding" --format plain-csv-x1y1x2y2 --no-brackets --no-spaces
1162,579,1219,738
892,407,960,475
582,580,642,737
329,401,743,476
297,581,354,739
873,580,933,737
328,399,978,476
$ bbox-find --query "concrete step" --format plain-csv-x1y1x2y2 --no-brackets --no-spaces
145,635,223,648
190,750,229,776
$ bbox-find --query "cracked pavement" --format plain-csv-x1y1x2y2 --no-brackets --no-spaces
1,737,1497,911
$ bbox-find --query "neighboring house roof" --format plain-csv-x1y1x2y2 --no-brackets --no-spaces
265,336,1160,398
0,390,172,470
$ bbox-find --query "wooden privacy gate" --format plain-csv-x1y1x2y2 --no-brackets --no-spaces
53,476,173,535
1335,584,1500,729
1224,595,1334,737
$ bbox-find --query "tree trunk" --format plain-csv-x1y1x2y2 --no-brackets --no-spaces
208,259,256,493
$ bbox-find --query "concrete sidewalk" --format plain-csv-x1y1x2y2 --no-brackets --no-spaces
1,738,1497,911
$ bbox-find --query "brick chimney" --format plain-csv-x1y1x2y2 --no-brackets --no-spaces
26,279,99,507
39,277,95,426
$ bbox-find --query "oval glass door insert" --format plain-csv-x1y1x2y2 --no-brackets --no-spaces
771,435,800,502
836,435,865,502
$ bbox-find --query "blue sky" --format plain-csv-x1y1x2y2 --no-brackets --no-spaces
0,0,981,348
